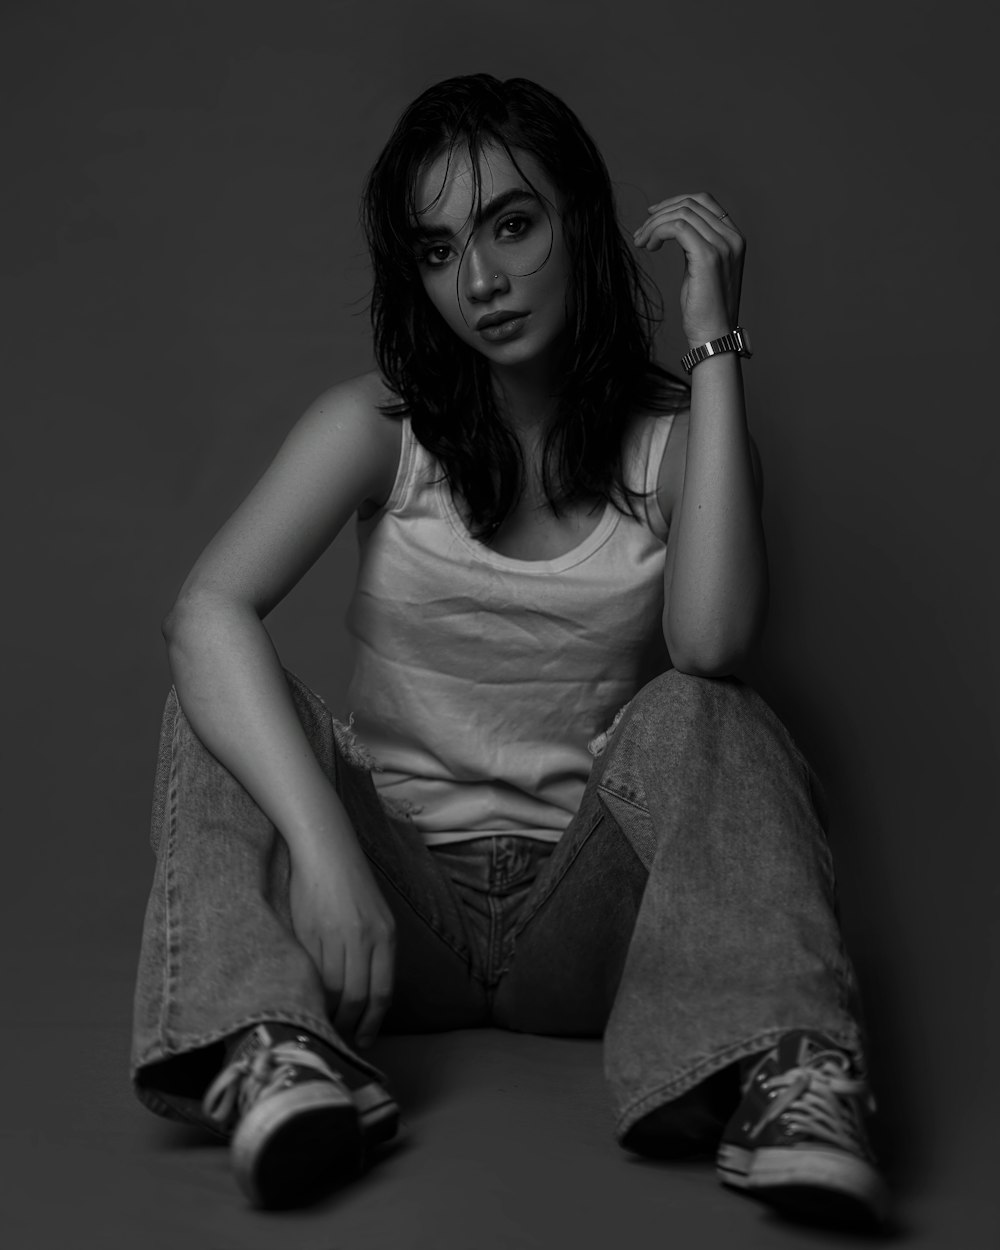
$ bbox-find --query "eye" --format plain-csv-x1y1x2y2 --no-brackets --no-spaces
418,243,453,269
497,213,531,239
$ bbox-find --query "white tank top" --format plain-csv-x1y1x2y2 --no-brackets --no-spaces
345,412,675,845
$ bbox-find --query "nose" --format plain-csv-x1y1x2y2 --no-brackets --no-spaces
461,241,506,301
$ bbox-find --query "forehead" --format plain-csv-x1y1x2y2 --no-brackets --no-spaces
411,143,556,232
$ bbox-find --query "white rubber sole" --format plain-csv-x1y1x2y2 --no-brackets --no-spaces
720,1143,890,1227
752,1146,887,1200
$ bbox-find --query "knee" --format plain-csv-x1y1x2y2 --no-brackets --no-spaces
631,669,814,782
590,669,742,762
603,669,795,764
628,667,747,726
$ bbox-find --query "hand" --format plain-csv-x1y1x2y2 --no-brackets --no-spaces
632,191,745,348
288,832,396,1051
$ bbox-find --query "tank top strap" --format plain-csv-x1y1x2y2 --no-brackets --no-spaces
380,416,433,515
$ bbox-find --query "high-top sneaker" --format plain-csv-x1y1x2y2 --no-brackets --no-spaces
716,1030,889,1229
202,1023,399,1207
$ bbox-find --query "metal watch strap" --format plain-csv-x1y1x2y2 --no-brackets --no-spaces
681,326,752,375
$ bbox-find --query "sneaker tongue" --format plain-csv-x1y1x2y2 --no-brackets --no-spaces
226,1023,277,1066
790,1031,850,1070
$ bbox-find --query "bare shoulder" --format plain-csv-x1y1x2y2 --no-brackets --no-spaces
295,370,402,509
314,368,398,415
174,371,405,616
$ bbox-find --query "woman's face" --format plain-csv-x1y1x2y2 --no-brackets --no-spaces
410,143,572,370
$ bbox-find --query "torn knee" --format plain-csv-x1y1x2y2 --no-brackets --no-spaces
588,701,631,759
331,715,378,771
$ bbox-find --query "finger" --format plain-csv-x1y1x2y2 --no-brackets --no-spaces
646,191,738,231
647,192,726,218
635,202,734,249
332,938,370,1044
355,938,395,1049
317,934,346,1014
633,207,729,254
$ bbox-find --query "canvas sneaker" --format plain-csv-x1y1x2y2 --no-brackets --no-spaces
716,1030,889,1229
202,1022,399,1207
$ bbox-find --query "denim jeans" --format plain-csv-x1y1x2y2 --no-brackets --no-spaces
131,669,864,1147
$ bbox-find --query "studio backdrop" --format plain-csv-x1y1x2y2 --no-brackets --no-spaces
2,0,994,1220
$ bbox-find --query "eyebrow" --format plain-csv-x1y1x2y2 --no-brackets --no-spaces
410,187,539,244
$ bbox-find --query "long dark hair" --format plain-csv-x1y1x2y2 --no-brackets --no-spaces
361,73,688,539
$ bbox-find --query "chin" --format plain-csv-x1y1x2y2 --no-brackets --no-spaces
482,328,564,367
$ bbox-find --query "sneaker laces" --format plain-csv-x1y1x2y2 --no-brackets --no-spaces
203,1037,346,1129
749,1049,874,1155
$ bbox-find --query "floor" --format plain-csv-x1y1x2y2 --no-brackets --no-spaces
5,929,995,1250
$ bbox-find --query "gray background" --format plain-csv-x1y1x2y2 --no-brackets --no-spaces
2,0,996,1244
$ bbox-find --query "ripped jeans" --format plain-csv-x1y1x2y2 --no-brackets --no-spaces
131,669,864,1147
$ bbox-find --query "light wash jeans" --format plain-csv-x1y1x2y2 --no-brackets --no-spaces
131,669,864,1148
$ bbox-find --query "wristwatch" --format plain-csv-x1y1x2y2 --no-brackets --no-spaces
681,327,753,375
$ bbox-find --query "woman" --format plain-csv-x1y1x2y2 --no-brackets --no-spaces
131,74,888,1229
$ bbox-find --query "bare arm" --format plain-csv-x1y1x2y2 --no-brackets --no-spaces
656,383,767,675
163,370,401,1046
634,190,768,675
165,372,398,851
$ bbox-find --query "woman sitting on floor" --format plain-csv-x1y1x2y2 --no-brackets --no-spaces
132,72,888,1231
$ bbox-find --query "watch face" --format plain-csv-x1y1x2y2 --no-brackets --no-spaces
737,327,753,357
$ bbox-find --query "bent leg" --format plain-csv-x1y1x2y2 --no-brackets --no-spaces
492,669,863,1149
131,672,488,1128
600,671,862,1146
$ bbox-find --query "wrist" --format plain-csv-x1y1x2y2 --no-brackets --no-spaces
687,349,741,378
684,325,730,351
283,797,360,862
681,326,752,376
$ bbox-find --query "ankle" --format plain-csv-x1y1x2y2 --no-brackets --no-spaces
223,1022,375,1091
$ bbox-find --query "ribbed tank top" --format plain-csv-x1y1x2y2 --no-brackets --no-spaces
345,412,676,846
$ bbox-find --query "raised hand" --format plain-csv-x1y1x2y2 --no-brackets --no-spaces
632,191,745,348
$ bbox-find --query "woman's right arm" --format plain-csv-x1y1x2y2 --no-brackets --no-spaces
163,371,402,1048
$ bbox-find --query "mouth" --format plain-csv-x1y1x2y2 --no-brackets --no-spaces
475,309,528,331
476,311,529,343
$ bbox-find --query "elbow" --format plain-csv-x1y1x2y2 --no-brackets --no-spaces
663,618,765,679
161,602,182,644
162,593,201,646
161,587,249,650
667,648,748,679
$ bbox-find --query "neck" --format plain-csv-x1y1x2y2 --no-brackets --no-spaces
490,351,564,439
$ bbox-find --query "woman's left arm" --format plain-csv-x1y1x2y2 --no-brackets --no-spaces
633,192,768,675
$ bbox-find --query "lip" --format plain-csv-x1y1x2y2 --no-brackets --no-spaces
475,309,528,330
478,316,528,344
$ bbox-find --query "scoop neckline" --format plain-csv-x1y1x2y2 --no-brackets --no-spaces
439,483,620,574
